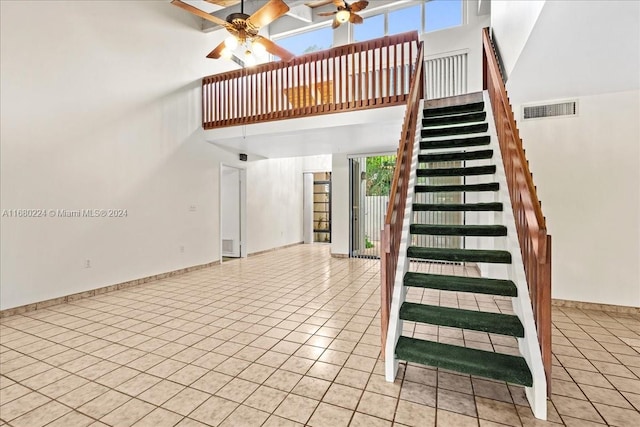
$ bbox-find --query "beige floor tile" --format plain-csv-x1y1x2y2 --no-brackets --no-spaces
0,383,31,404
131,407,184,427
322,382,362,410
238,363,276,384
280,355,315,374
215,377,259,403
219,404,270,427
550,394,604,423
78,389,131,419
436,409,479,427
0,391,50,421
244,385,287,412
578,383,633,408
162,387,210,416
365,373,402,397
263,369,303,392
400,380,436,407
335,367,370,389
46,410,95,427
350,412,392,427
188,395,238,426
262,415,304,427
395,399,436,426
292,375,331,400
101,398,155,426
138,380,185,406
593,402,640,426
273,393,319,424
117,372,163,396
308,402,353,427
10,400,70,427
438,388,477,417
357,391,398,421
475,397,521,427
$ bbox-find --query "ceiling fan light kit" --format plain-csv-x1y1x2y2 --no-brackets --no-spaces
171,0,295,66
317,0,369,28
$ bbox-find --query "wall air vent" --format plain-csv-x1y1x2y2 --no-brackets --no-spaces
523,100,578,120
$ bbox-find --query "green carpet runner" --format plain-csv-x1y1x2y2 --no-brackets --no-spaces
396,337,533,386
399,303,524,337
394,97,532,388
403,272,517,297
412,202,503,211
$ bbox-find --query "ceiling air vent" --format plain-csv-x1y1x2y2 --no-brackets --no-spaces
523,100,578,120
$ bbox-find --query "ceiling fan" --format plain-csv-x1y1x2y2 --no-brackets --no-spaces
171,0,295,65
318,0,369,29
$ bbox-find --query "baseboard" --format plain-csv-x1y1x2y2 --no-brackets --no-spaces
331,253,349,258
0,260,220,319
248,241,304,257
552,298,640,315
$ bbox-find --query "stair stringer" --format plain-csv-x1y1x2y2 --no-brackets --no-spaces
385,100,424,382
483,90,548,420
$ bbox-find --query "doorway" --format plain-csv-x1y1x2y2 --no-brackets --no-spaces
220,164,246,260
349,154,396,258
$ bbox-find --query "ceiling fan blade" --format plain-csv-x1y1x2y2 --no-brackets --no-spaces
246,0,290,30
305,0,334,8
349,13,363,24
204,0,240,7
350,1,369,12
206,41,227,59
171,0,229,27
332,0,347,8
332,18,341,29
254,36,295,62
317,11,338,16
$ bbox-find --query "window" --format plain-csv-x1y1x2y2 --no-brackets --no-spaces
354,14,384,42
276,26,333,56
425,0,463,32
388,4,422,36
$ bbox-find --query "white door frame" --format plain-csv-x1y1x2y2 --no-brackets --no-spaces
219,163,247,261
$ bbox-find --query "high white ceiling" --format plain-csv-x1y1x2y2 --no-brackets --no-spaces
507,0,640,104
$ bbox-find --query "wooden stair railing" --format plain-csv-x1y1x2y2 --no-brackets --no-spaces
380,41,424,359
482,27,552,390
202,32,420,129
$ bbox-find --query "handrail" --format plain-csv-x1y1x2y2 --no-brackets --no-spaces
380,41,424,359
202,32,420,129
482,27,552,390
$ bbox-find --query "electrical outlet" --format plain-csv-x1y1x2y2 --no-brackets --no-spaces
84,259,91,268
180,246,185,253
189,205,196,212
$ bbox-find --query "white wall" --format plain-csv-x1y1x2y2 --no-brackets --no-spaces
0,1,315,310
246,157,305,254
331,153,350,256
490,0,545,79
514,90,640,307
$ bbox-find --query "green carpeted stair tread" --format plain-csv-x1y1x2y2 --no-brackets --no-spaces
417,165,496,177
410,224,507,237
407,247,512,264
420,136,490,150
395,336,532,386
399,302,524,337
415,183,499,193
418,150,493,163
413,202,503,212
422,123,488,138
423,102,485,117
403,272,517,297
422,111,487,127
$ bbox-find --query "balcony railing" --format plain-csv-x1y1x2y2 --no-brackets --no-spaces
202,32,420,129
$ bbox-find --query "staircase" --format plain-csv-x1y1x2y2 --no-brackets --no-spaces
384,94,548,419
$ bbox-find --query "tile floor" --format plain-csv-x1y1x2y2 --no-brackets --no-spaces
1,245,639,426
